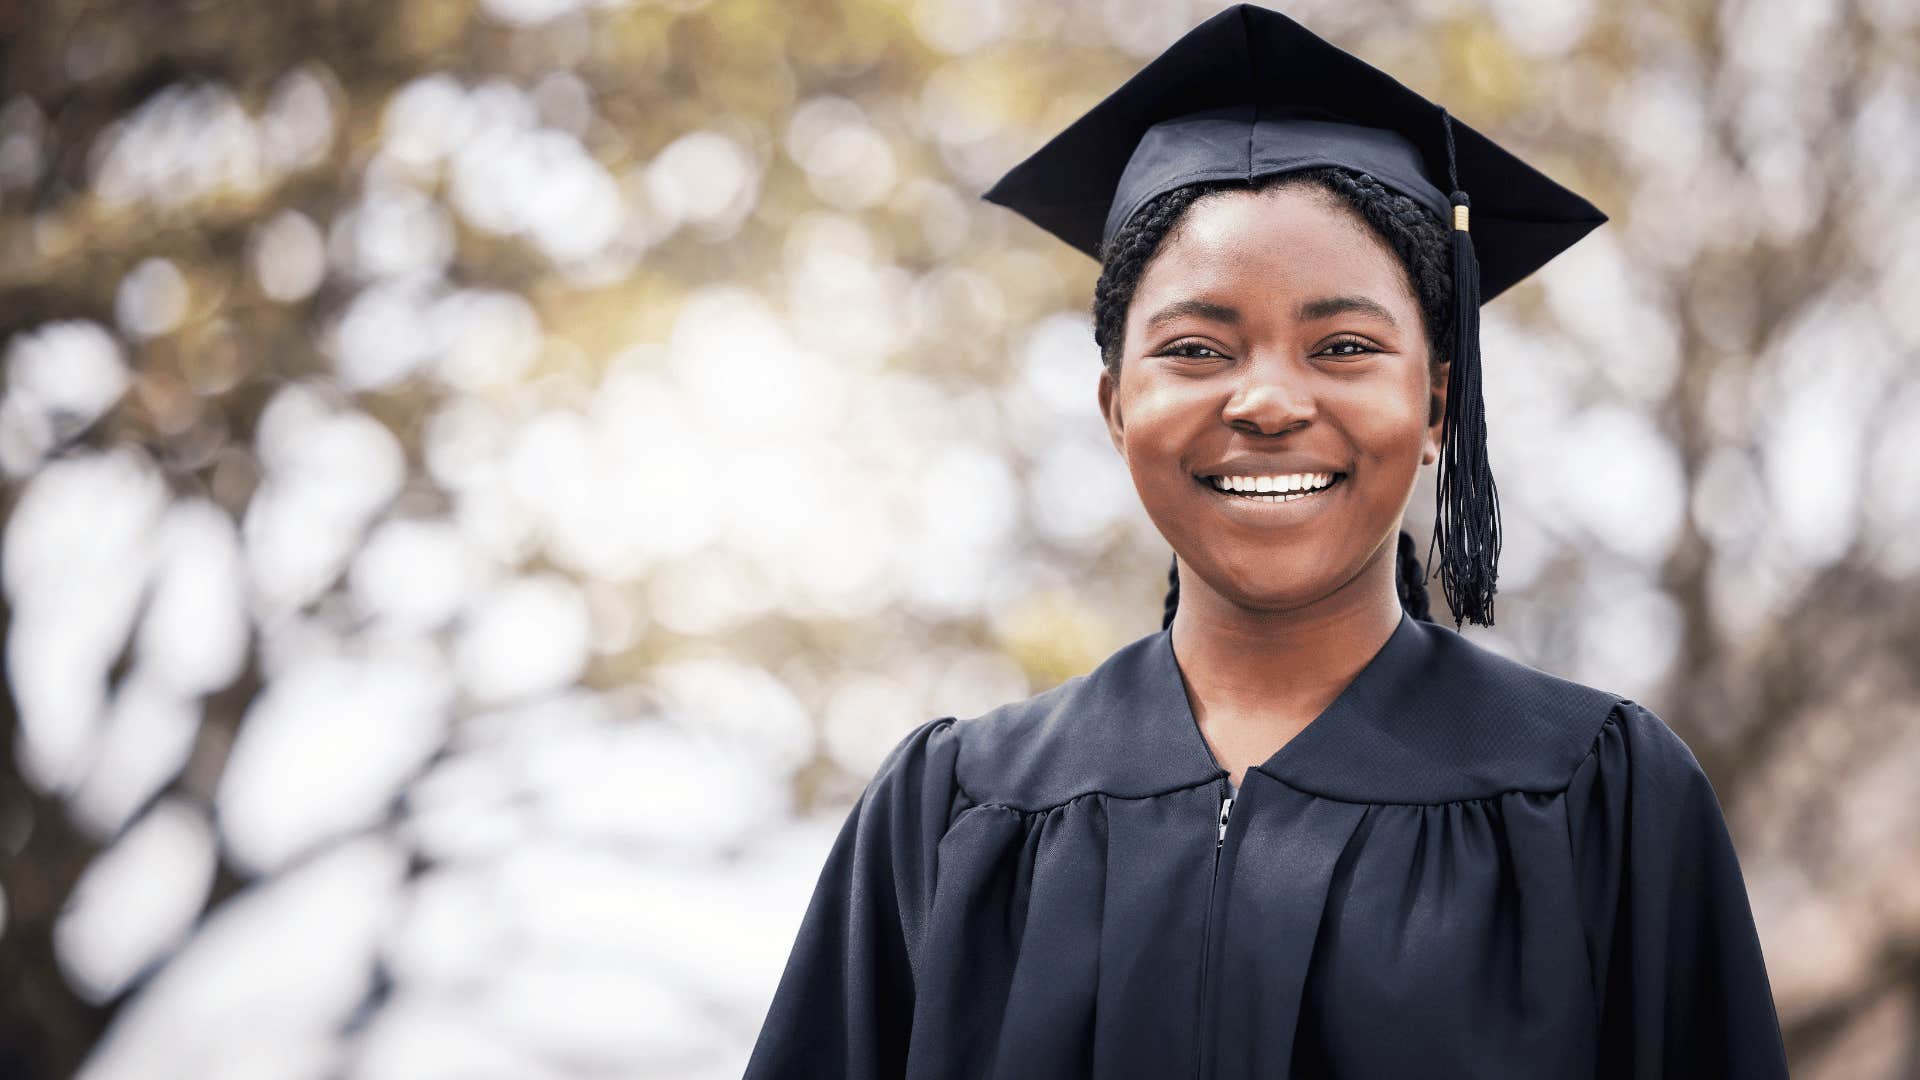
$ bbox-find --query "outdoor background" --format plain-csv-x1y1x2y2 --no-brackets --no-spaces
0,0,1915,1076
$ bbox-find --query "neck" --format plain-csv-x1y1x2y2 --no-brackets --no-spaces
1167,536,1406,782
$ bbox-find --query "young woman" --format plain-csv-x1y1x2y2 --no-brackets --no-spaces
746,6,1789,1078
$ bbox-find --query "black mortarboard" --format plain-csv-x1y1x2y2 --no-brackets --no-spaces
982,3,1607,627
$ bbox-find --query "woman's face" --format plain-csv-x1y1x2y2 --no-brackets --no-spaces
1098,183,1446,615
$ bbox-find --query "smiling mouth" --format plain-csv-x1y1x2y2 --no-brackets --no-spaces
1196,472,1348,503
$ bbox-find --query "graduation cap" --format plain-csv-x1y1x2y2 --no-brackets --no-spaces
982,3,1606,628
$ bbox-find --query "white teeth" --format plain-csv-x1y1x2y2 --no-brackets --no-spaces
1206,472,1339,497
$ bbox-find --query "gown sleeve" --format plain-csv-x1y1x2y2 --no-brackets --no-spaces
743,716,962,1080
1569,700,1791,1078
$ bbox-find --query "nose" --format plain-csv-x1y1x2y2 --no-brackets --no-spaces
1220,355,1315,436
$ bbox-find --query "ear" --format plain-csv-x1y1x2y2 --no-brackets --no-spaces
1098,367,1126,456
1421,360,1449,467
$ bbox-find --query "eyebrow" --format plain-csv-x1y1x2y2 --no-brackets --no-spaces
1141,299,1241,335
1296,294,1399,329
1141,294,1400,335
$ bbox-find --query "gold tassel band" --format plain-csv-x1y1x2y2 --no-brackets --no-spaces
1453,204,1470,231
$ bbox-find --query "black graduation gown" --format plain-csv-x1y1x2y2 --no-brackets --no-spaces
744,610,1790,1079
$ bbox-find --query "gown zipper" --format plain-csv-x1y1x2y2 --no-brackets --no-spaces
1195,781,1234,1078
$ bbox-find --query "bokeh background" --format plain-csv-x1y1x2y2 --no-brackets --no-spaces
0,0,1915,1076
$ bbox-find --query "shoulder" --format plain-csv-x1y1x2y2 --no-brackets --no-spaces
943,630,1223,811
1415,618,1633,793
1416,617,1627,731
1589,695,1721,805
1264,617,1634,803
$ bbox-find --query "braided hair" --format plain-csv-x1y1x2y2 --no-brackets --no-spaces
1091,166,1451,629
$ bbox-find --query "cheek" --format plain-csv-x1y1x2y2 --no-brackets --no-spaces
1337,379,1432,464
1118,380,1212,459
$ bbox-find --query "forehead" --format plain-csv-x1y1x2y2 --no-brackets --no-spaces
1133,184,1418,315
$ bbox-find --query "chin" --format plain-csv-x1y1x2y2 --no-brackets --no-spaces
1178,555,1343,614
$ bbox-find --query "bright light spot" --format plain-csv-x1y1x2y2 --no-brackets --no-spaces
1763,303,1877,568
244,385,405,614
931,649,1030,721
218,649,451,873
55,800,217,1003
76,839,402,1080
528,718,787,854
669,286,844,436
479,0,579,28
1572,573,1682,697
333,180,455,281
454,574,591,705
783,213,908,367
1005,311,1103,453
382,862,515,991
1552,405,1685,566
823,673,922,776
328,276,437,390
1486,0,1593,56
443,81,624,264
422,396,511,491
647,551,771,637
911,0,1012,54
1028,433,1132,547
651,658,813,781
480,947,722,1067
644,130,758,235
431,289,543,390
250,209,327,303
1098,0,1210,57
1541,231,1679,405
137,498,248,697
0,320,127,474
705,443,891,618
90,83,267,210
909,266,1005,346
260,66,337,174
381,74,475,174
518,130,624,263
68,670,201,838
115,258,190,340
786,96,896,210
593,370,719,563
350,518,480,633
2,448,166,792
357,997,557,1080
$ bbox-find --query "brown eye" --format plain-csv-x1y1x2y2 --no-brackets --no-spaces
1319,337,1378,359
1161,341,1226,361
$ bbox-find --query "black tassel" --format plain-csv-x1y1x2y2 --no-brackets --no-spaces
1428,112,1501,628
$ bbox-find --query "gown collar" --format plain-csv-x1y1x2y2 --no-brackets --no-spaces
954,605,1617,808
1152,608,1617,804
1160,609,1422,791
